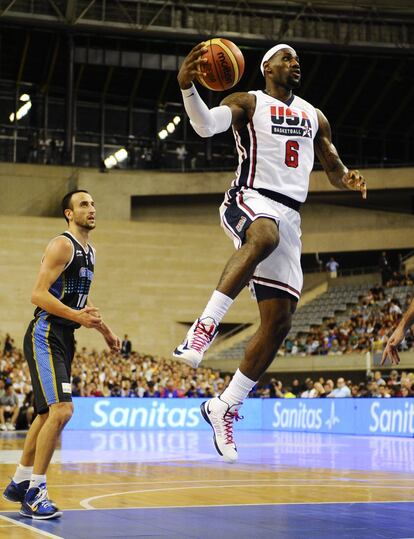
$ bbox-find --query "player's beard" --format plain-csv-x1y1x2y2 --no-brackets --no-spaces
76,217,96,230
287,76,301,89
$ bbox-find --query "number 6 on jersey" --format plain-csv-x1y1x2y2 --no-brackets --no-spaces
285,140,299,168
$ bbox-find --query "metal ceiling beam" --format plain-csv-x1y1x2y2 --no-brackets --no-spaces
73,0,96,25
316,56,350,111
382,83,414,133
157,71,171,105
299,54,322,96
41,35,60,94
360,59,406,129
16,32,30,85
46,0,65,21
0,0,18,17
335,58,379,126
65,0,77,24
0,1,412,51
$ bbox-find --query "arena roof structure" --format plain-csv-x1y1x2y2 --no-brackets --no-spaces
0,0,412,169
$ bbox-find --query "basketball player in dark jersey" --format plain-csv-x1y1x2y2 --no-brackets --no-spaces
2,190,121,519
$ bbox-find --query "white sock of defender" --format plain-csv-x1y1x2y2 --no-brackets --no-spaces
13,464,33,484
200,290,233,325
220,369,257,406
29,474,46,490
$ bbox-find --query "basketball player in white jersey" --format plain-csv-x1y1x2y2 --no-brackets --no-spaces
174,43,367,462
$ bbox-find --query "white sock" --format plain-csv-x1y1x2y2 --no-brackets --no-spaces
200,290,233,325
29,474,46,490
13,464,33,484
220,369,257,406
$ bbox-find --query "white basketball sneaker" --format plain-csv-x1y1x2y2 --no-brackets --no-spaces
173,317,218,368
200,396,243,463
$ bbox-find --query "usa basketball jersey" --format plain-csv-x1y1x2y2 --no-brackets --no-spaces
34,231,95,328
229,90,318,203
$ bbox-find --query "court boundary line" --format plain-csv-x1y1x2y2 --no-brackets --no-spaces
4,499,414,513
39,477,414,488
0,514,64,538
79,482,414,509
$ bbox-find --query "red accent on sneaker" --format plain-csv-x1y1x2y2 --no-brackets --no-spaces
223,409,243,445
191,321,216,353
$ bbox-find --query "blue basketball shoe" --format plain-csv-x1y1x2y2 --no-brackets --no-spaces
20,483,62,520
2,480,29,503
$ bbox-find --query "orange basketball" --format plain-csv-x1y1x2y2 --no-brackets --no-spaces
196,38,245,91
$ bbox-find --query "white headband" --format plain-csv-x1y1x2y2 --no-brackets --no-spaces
260,44,297,76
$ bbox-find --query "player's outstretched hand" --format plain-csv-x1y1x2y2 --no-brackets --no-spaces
104,331,121,353
343,170,367,199
77,306,102,329
177,42,208,89
381,326,405,365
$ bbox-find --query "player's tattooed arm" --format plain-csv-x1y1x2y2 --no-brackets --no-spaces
314,109,367,199
220,92,256,131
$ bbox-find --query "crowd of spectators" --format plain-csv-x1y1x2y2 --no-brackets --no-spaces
1,276,414,430
252,371,414,399
2,331,414,432
279,284,414,357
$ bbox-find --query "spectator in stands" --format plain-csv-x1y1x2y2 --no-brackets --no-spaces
0,381,19,430
121,335,132,358
301,378,316,398
121,379,136,397
144,381,161,398
161,380,183,398
328,339,342,355
3,334,14,354
17,385,35,429
290,379,301,397
326,257,339,278
370,284,385,301
311,382,326,398
323,379,334,394
401,385,413,398
327,377,351,398
379,251,391,285
175,144,188,172
377,385,391,398
373,370,386,386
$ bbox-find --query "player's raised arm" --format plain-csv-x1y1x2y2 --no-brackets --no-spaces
381,298,414,365
31,237,101,329
178,43,252,137
314,109,367,199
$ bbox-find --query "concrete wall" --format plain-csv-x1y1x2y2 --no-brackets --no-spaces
1,162,413,220
204,351,414,374
0,216,255,356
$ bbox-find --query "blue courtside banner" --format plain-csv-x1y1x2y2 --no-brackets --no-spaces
67,397,414,437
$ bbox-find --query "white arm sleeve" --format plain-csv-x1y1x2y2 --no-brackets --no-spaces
181,84,232,138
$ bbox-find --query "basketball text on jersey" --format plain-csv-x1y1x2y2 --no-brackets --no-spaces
270,106,313,138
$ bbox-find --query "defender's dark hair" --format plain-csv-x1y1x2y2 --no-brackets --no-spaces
61,190,90,223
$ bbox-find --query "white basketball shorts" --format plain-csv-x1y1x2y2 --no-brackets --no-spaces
219,187,303,301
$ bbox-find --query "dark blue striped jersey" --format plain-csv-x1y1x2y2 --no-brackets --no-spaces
34,232,95,328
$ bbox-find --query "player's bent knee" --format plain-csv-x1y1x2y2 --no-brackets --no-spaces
49,402,74,426
263,312,292,336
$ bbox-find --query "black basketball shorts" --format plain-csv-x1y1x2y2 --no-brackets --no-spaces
24,318,75,414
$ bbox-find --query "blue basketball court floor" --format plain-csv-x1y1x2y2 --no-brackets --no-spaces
1,430,414,538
